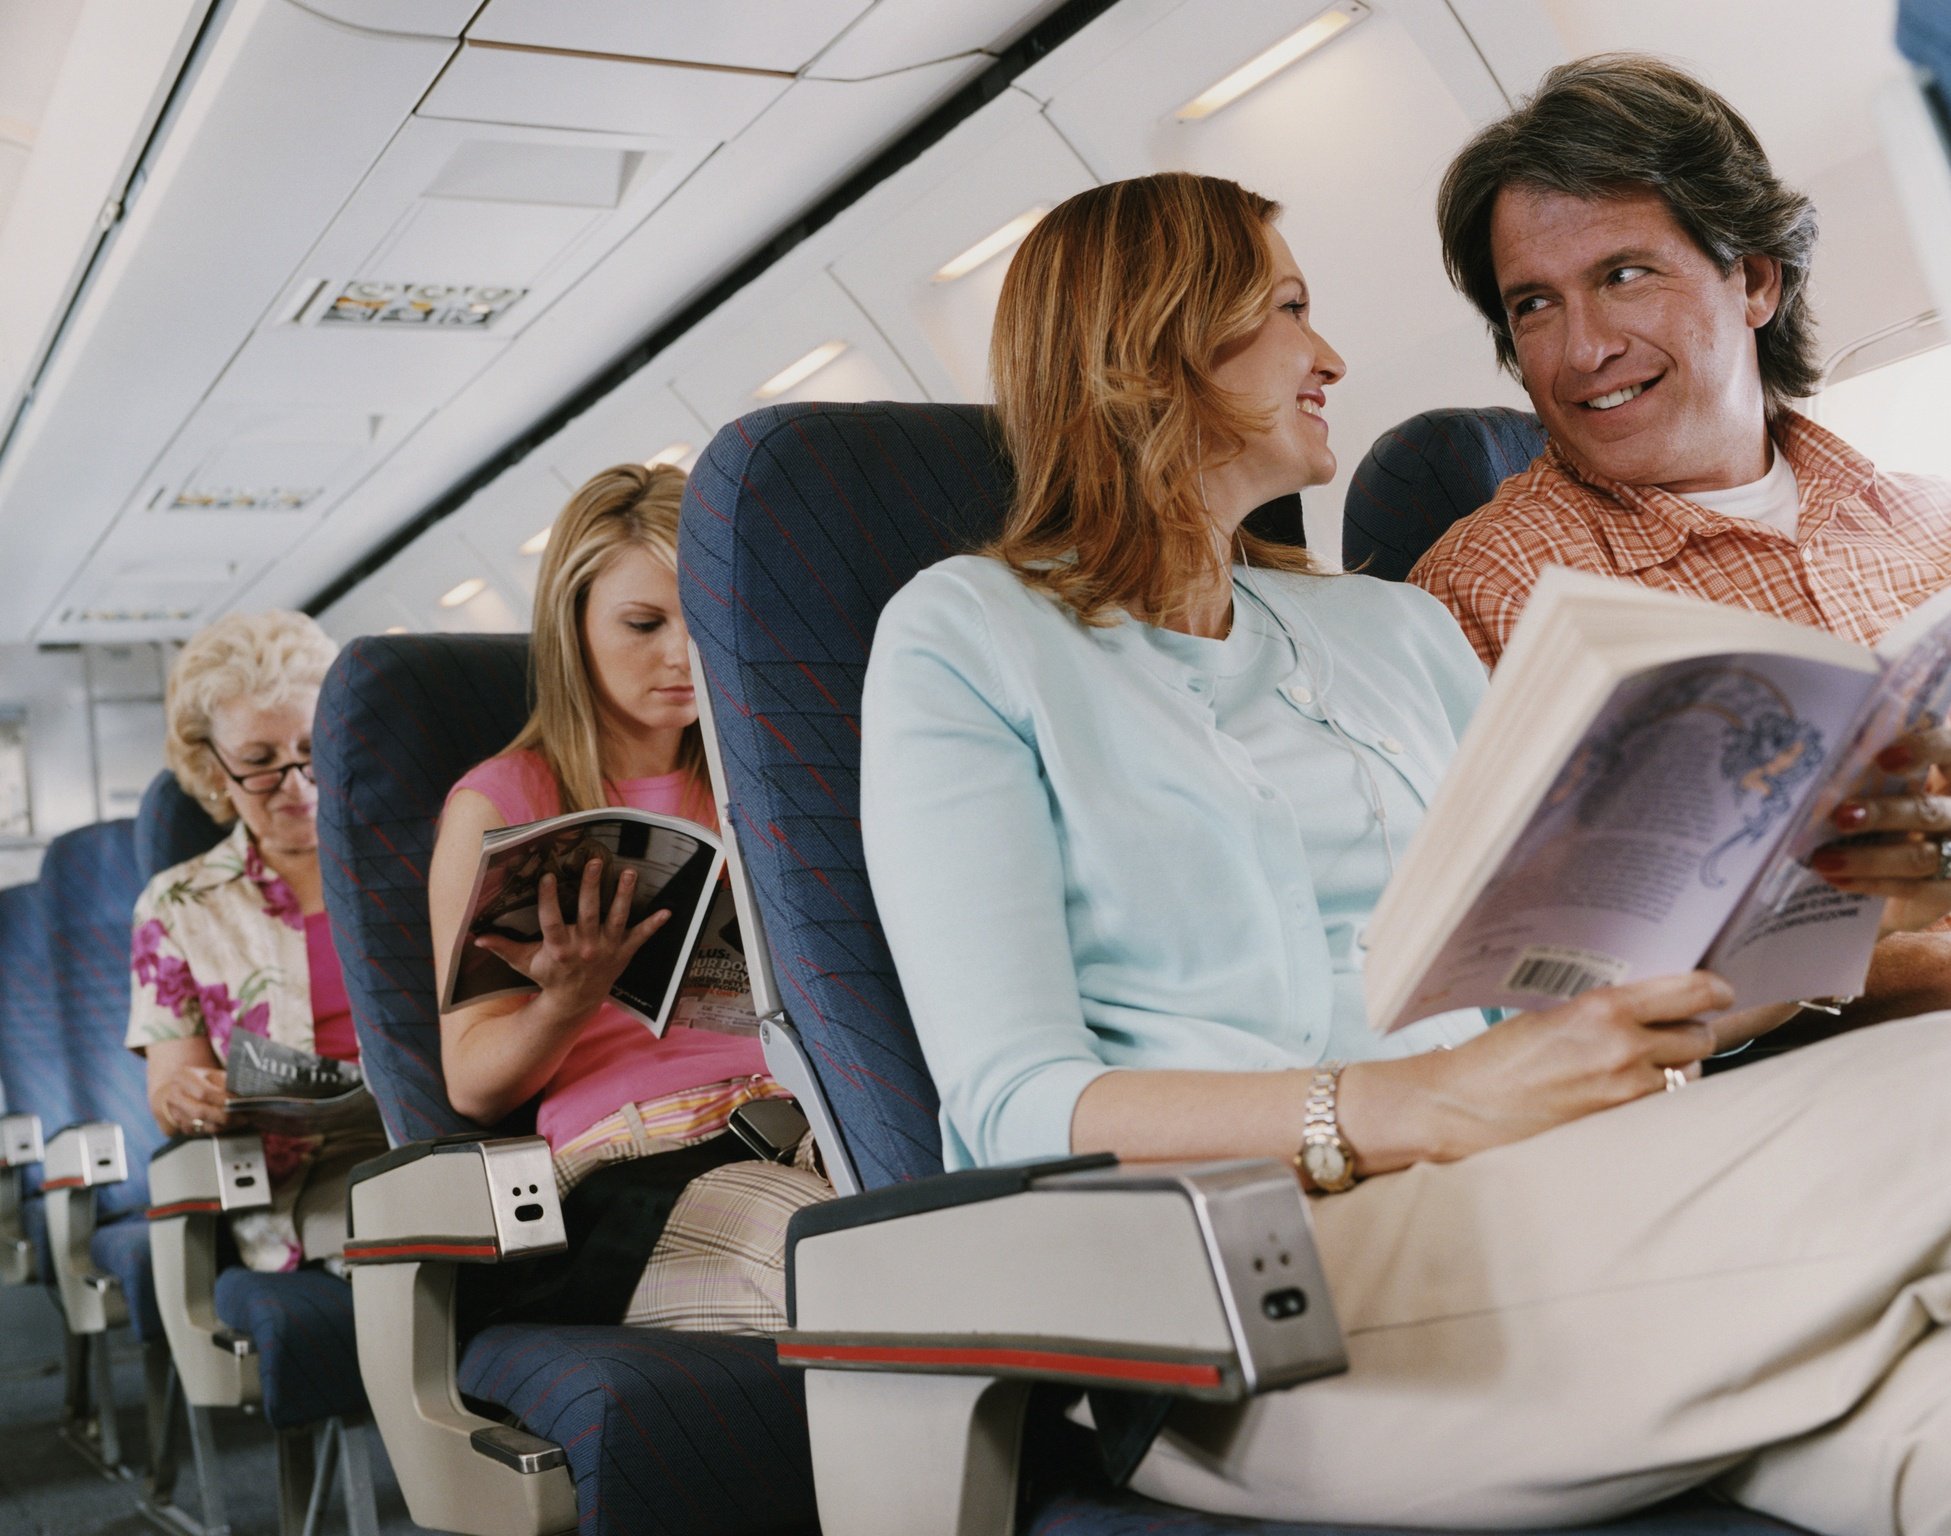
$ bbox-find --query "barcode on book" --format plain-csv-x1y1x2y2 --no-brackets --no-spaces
1501,945,1629,1001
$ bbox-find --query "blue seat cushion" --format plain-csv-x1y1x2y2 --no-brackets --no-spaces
458,1324,816,1536
214,1265,365,1429
1025,1491,1805,1534
90,1212,161,1341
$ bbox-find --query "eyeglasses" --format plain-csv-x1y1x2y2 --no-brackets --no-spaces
206,743,315,796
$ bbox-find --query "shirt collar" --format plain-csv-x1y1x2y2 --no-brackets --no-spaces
1543,409,1879,575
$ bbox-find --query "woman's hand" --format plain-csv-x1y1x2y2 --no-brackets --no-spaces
473,857,672,1026
1814,724,1951,935
146,1037,232,1136
1364,971,1729,1166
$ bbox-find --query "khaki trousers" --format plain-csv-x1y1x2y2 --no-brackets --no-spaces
1131,1012,1951,1534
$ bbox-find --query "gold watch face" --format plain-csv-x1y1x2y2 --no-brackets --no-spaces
1303,1137,1351,1189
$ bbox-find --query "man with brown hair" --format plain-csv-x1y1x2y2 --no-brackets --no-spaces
1408,54,1951,1024
1408,53,1951,669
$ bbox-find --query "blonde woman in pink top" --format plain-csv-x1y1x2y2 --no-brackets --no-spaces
428,463,830,1336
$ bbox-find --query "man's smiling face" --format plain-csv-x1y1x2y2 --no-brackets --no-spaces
1490,184,1782,495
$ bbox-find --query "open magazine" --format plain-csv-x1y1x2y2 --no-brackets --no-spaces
1366,568,1951,1033
223,1033,378,1135
440,806,759,1036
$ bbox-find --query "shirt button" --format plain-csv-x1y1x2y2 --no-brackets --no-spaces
1255,785,1276,801
1379,735,1404,754
1800,548,1817,565
1285,684,1314,705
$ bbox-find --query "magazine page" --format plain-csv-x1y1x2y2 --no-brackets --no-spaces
447,810,724,1034
667,882,761,1037
1376,650,1876,1030
223,1033,379,1135
1704,596,1951,999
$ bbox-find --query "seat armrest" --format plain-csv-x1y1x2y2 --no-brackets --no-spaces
785,1156,1347,1399
0,1112,44,1169
147,1134,271,1408
43,1123,130,1333
345,1135,576,1536
44,1121,127,1192
0,1114,43,1284
344,1132,565,1263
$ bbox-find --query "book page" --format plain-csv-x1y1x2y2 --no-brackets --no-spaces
1705,597,1951,999
448,812,722,1033
667,882,761,1037
1380,650,1874,1028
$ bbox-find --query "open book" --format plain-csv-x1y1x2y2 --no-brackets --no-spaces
1367,568,1951,1032
223,1033,378,1136
441,806,759,1036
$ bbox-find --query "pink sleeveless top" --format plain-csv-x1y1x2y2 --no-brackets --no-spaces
446,749,768,1149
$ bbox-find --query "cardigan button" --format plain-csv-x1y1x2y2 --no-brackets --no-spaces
1379,735,1404,754
1285,683,1314,706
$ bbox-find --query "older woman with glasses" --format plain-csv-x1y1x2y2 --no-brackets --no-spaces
126,610,385,1271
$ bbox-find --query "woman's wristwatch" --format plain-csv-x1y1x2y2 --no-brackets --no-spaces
1295,1061,1358,1193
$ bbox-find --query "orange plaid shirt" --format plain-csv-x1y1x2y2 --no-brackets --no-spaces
1408,411,1951,668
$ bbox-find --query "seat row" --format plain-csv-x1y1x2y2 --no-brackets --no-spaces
0,402,1802,1536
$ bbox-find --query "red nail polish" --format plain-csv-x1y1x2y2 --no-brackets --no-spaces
1812,851,1846,873
1831,802,1869,829
1879,744,1917,772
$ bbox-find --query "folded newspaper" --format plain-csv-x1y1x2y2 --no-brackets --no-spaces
223,1033,378,1135
440,806,759,1036
1366,568,1951,1032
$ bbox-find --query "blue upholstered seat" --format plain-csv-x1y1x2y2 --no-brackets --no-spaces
36,821,169,1344
315,633,818,1536
212,1266,365,1430
1340,406,1545,582
678,400,1800,1536
134,770,227,883
0,882,59,1283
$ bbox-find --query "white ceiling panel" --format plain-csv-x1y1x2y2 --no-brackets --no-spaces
0,0,209,445
669,269,930,432
545,382,712,493
831,93,1095,402
236,56,978,614
420,40,790,139
448,459,576,606
466,0,872,74
0,0,456,643
373,523,525,634
296,0,482,35
317,582,420,644
809,0,1068,79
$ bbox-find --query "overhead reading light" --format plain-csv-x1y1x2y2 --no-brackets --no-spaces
439,577,488,608
383,625,409,635
1175,0,1369,121
645,442,692,469
754,342,848,401
519,528,551,556
933,208,1049,283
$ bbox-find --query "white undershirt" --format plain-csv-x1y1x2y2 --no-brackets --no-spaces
1684,447,1801,539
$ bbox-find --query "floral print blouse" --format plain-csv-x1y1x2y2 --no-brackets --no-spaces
126,820,377,1271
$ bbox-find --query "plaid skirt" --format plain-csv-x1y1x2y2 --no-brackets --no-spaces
552,1079,834,1336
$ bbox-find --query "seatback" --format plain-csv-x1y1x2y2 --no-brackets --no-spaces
38,821,157,1217
0,881,65,1184
1341,406,1546,582
314,634,532,1145
134,771,228,883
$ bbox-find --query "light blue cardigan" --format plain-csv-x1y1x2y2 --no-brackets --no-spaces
860,554,1489,1170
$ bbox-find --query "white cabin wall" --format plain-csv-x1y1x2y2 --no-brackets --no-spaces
0,641,170,887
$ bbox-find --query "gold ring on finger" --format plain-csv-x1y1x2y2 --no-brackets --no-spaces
190,1116,206,1134
1663,1067,1686,1093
